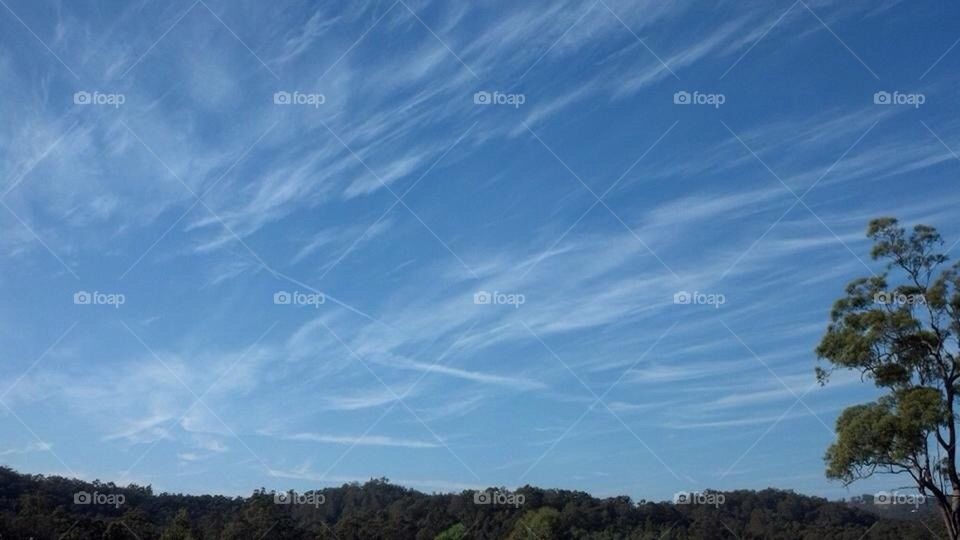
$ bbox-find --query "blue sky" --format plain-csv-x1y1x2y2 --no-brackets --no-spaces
1,0,959,502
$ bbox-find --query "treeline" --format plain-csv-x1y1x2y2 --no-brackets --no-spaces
0,466,944,539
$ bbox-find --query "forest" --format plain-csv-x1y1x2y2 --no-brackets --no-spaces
0,466,944,539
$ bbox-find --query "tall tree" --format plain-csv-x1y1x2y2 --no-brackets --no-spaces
507,508,559,540
160,509,197,540
817,217,960,538
434,523,468,540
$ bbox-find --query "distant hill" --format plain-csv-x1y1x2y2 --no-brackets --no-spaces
848,493,938,522
0,466,944,538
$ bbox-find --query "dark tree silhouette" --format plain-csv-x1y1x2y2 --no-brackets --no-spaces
0,466,944,538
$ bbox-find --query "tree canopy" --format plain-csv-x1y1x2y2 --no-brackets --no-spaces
0,465,943,539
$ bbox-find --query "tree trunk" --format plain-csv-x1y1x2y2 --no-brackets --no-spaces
939,500,960,540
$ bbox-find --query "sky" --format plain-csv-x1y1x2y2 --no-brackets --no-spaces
1,0,959,503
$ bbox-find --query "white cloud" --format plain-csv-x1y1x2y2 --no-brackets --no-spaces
282,432,440,449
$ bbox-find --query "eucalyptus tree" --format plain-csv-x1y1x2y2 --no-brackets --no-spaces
817,218,960,538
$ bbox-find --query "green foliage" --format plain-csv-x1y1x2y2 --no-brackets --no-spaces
825,388,946,482
0,467,943,539
434,522,468,539
507,507,559,539
160,508,197,540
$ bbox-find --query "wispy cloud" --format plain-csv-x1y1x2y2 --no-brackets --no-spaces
280,432,440,449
